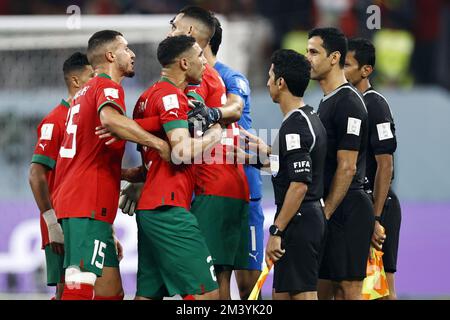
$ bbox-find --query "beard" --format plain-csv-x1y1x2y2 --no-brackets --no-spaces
119,60,135,78
187,73,202,85
124,69,135,78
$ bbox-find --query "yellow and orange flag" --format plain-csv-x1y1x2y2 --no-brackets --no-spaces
362,247,390,300
248,260,273,300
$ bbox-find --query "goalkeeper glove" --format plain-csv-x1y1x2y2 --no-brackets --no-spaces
119,182,144,216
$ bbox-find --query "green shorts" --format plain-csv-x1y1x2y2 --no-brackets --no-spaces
44,245,65,286
190,195,249,269
136,206,218,298
61,218,119,277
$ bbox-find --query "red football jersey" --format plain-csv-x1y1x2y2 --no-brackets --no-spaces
134,78,195,211
185,64,249,201
31,99,69,249
53,73,126,224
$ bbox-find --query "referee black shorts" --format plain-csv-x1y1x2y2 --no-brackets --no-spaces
319,189,374,282
380,189,401,273
273,200,326,293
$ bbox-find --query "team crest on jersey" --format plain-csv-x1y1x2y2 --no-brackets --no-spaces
138,99,148,113
162,94,179,111
40,123,54,140
104,88,119,100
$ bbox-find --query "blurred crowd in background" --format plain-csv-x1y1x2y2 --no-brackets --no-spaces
1,0,449,90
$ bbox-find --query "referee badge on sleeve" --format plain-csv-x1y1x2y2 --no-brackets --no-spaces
347,117,362,136
286,134,301,151
376,122,394,140
269,154,279,177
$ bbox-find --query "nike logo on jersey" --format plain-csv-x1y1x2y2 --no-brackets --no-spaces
39,143,47,151
249,252,259,262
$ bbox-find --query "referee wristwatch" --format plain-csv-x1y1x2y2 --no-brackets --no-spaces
269,224,284,237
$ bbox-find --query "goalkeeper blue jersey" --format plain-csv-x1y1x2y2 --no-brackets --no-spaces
214,61,262,200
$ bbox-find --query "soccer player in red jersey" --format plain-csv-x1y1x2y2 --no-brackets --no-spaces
169,7,250,299
131,35,222,300
29,52,94,300
52,30,170,300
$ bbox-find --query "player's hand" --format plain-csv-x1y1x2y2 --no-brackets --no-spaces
226,144,253,165
265,235,285,264
114,236,124,262
42,209,65,255
239,127,271,155
371,220,386,251
157,140,171,162
95,126,119,145
119,182,144,216
187,100,221,136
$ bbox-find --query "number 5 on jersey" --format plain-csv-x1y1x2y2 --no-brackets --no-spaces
60,104,80,158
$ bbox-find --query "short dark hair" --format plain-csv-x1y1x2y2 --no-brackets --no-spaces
271,49,311,97
308,27,347,68
157,35,197,67
179,6,215,39
348,37,376,68
209,15,222,56
87,30,123,66
63,52,90,77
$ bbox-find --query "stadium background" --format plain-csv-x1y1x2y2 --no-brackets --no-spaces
0,0,449,299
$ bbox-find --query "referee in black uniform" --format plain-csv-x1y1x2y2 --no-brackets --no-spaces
243,49,327,300
306,28,374,300
345,38,401,300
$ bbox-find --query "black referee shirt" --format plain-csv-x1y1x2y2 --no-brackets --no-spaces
317,82,368,196
363,87,397,191
270,105,327,208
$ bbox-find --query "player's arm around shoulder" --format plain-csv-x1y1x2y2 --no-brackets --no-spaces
98,106,170,161
166,122,222,164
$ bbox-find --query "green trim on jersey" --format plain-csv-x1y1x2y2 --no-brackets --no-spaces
160,76,177,87
97,100,125,116
98,73,112,80
60,99,70,108
186,91,204,103
163,119,188,133
31,154,56,169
